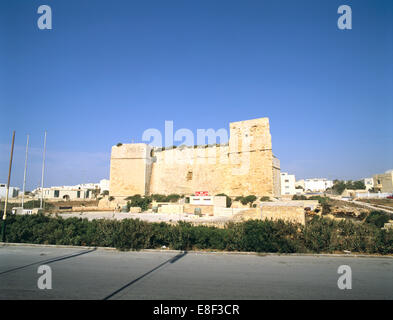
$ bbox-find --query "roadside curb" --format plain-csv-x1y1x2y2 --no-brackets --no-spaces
1,242,393,258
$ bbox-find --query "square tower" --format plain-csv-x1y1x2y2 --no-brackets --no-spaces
109,143,153,197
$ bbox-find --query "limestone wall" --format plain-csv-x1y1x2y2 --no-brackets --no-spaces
149,117,279,197
261,206,306,225
184,204,214,215
109,143,152,197
157,204,184,214
109,117,280,198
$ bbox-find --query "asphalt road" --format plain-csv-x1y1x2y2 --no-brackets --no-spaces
0,245,392,300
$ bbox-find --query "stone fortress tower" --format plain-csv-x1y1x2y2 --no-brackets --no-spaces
109,117,281,198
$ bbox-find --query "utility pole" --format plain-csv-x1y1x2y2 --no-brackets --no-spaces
2,131,15,242
40,131,47,210
21,135,29,209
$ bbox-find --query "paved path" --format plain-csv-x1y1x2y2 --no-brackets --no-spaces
327,195,393,214
0,245,392,300
351,200,393,214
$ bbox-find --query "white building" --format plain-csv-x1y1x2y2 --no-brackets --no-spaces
32,179,109,200
296,178,333,192
35,186,95,200
99,179,110,193
364,177,374,191
188,195,226,207
280,172,296,195
0,184,20,199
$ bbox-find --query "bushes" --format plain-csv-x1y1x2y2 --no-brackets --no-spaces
365,211,390,228
303,215,388,253
308,196,329,205
126,195,151,211
235,195,257,207
2,213,393,254
124,194,184,211
292,195,307,200
260,196,271,202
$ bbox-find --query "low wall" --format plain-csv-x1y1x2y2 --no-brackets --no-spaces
158,204,184,214
261,206,306,225
183,204,213,215
98,196,128,210
213,207,250,217
275,200,319,210
356,192,392,199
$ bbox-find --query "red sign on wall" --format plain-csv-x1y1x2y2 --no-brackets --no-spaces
195,191,209,196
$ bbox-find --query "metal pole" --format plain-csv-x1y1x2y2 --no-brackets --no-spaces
2,131,15,242
40,131,47,209
21,135,29,209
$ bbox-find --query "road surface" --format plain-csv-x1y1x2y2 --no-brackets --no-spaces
0,245,392,300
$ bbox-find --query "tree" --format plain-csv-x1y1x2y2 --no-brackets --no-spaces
234,195,257,207
243,195,257,207
126,195,151,211
332,180,366,194
351,180,366,190
92,188,101,199
332,180,347,195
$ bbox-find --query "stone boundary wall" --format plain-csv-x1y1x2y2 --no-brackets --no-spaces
157,204,184,214
261,206,306,225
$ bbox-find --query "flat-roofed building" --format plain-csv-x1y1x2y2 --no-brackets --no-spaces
296,178,333,192
280,172,296,195
0,184,20,199
373,170,393,193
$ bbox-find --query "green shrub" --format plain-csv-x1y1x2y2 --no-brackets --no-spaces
292,195,307,200
151,194,181,203
125,195,152,211
308,196,329,205
235,195,257,206
260,196,271,202
2,213,393,254
365,211,390,228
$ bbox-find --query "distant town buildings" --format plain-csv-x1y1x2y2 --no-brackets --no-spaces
32,179,110,200
280,172,296,195
0,184,20,199
99,179,110,192
295,178,333,192
35,187,96,200
363,177,374,191
373,169,393,193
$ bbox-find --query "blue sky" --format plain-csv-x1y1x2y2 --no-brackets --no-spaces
0,0,392,190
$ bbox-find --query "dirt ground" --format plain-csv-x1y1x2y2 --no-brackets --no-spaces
357,198,393,208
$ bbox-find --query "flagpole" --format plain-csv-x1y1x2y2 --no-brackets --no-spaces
21,135,29,209
2,131,15,242
40,131,47,209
